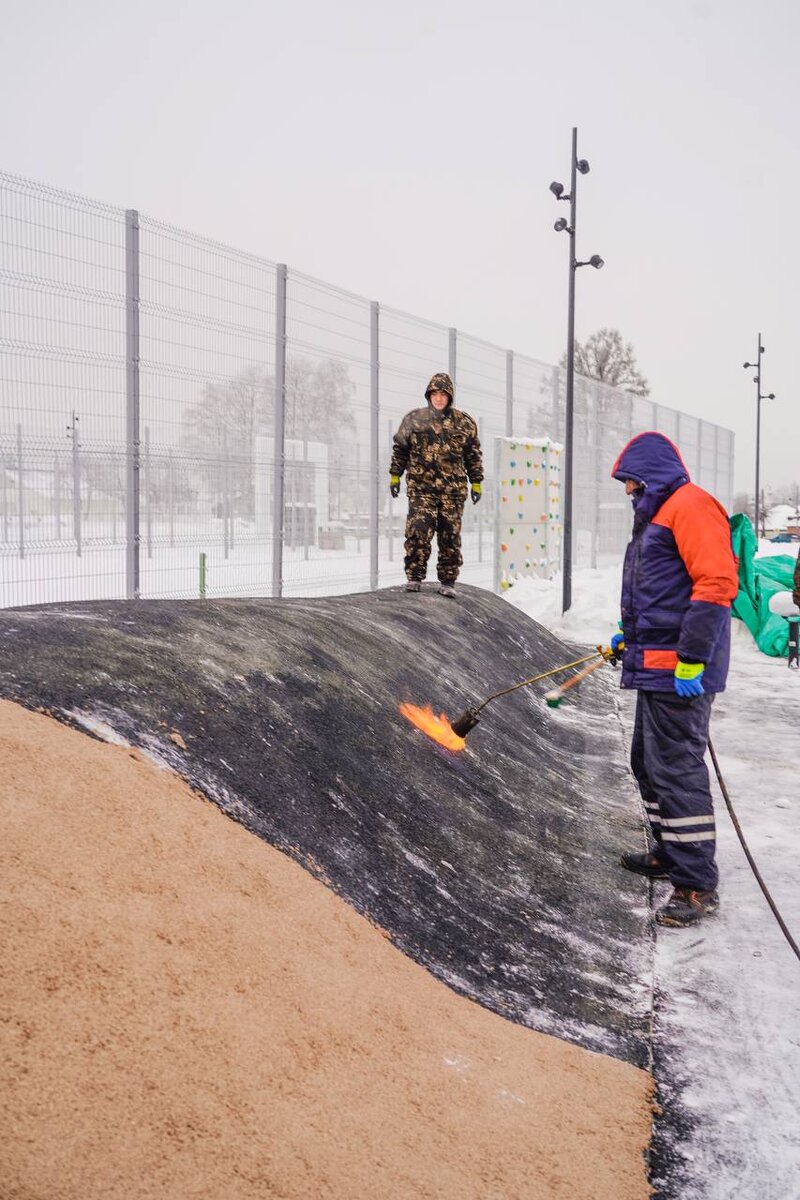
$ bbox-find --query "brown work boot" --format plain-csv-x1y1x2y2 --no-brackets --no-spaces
405,581,422,592
438,583,456,598
620,851,669,879
656,887,719,927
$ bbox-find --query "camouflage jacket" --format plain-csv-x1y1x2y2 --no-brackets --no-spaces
390,407,483,494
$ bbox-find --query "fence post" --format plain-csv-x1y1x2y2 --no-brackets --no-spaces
302,434,309,562
387,418,394,563
505,350,514,437
272,264,287,598
16,424,24,560
144,426,151,560
449,327,457,383
168,451,175,549
125,209,140,598
2,451,9,544
53,451,62,541
477,417,485,563
493,436,501,594
591,385,600,569
70,412,81,558
370,301,379,590
222,428,229,560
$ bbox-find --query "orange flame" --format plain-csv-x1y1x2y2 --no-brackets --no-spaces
399,702,466,752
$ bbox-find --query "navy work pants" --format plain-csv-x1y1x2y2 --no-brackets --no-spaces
630,691,718,891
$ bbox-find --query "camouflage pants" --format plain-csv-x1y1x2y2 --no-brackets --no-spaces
404,489,465,583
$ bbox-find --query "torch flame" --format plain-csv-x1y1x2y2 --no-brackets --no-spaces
399,702,466,752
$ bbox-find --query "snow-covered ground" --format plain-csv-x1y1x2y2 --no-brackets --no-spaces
505,563,800,1200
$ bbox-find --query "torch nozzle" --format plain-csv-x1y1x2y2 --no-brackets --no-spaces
450,708,481,738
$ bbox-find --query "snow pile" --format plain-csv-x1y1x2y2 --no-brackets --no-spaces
501,564,623,647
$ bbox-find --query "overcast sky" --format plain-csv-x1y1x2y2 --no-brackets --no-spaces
2,0,798,495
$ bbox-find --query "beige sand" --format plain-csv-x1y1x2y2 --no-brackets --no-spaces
0,700,653,1199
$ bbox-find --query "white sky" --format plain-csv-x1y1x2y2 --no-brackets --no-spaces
2,0,798,494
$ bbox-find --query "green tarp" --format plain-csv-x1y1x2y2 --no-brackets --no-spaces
730,513,797,657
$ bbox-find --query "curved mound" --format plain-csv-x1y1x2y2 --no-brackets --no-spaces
0,584,652,1063
0,701,652,1199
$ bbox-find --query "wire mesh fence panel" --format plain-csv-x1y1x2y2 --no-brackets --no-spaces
137,217,277,599
511,355,560,443
283,270,374,596
1,171,738,607
0,172,128,606
715,427,734,509
699,419,718,495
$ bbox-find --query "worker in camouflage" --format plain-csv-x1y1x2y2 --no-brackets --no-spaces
389,372,483,597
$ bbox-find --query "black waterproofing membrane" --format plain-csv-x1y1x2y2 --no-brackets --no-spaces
0,585,653,1065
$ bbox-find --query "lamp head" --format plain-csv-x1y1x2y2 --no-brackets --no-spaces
549,181,565,198
554,217,568,232
589,254,604,269
576,158,590,175
743,362,752,369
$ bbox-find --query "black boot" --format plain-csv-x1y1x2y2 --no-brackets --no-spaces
620,850,669,879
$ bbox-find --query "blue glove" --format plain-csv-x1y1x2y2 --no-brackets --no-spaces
674,661,705,698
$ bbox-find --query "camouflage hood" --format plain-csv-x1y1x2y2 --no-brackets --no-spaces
425,372,454,407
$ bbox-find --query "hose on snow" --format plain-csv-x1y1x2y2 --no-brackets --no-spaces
708,736,800,966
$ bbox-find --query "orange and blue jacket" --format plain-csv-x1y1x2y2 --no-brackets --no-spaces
611,432,739,693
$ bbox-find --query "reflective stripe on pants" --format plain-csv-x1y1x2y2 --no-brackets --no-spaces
630,690,717,891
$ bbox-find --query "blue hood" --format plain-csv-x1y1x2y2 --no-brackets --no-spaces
612,432,690,524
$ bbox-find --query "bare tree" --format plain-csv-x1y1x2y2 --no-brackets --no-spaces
561,328,650,396
182,357,356,517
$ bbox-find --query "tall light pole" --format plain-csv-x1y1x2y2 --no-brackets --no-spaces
550,127,604,614
743,334,775,540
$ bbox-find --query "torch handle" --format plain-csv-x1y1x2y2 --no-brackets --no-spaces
547,657,605,699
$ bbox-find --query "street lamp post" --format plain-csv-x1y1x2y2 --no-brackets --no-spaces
742,334,775,540
550,127,604,614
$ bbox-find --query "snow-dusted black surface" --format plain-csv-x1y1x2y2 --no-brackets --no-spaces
0,584,652,1065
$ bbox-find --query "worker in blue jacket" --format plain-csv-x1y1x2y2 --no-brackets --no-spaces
610,432,739,927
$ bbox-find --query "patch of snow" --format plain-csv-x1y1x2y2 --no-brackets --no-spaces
65,709,130,747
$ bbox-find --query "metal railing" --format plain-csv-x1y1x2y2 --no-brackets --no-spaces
0,170,735,607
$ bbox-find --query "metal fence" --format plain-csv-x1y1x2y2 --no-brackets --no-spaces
0,170,735,608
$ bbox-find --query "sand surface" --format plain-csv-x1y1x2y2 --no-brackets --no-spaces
1,700,653,1199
